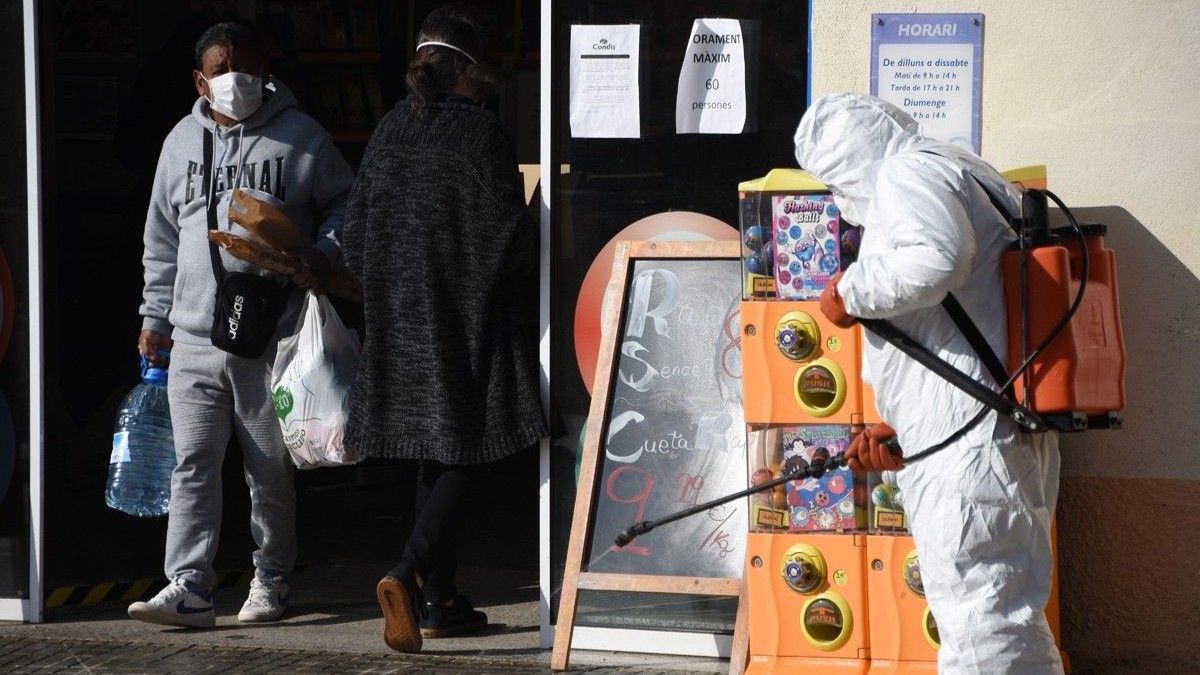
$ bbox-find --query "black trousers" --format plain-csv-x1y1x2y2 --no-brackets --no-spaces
394,460,481,604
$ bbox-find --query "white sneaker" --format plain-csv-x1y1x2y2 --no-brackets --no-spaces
238,576,290,623
128,580,215,628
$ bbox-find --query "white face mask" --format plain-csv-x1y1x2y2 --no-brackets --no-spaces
203,72,264,121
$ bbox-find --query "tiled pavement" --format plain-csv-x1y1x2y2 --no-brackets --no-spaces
0,560,728,674
0,637,710,674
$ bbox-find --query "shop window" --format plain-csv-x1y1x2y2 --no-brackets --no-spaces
549,0,810,634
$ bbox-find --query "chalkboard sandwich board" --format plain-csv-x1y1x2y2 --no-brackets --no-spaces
553,240,749,673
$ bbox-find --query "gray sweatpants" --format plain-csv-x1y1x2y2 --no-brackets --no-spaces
165,342,296,594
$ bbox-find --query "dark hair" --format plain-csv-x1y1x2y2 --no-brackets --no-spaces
406,4,498,106
194,20,264,69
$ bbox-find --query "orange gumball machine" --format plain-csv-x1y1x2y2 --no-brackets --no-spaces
863,476,938,674
739,170,871,674
737,167,1100,674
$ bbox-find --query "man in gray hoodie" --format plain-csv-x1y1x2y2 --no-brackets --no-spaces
128,21,353,628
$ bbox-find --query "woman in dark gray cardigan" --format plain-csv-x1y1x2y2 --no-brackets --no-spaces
341,5,547,654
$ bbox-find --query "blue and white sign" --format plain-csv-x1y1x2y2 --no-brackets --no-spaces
871,13,984,153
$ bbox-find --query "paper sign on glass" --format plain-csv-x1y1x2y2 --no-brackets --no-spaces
570,24,641,139
676,18,747,134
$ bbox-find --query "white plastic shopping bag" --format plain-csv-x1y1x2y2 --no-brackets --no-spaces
271,292,361,469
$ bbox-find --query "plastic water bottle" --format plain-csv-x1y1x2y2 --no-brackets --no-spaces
105,356,175,517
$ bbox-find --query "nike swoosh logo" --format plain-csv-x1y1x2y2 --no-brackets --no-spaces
176,599,212,615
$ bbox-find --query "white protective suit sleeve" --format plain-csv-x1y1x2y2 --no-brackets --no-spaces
836,156,977,319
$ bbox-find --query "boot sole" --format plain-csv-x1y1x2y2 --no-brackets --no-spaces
421,617,488,639
377,576,422,653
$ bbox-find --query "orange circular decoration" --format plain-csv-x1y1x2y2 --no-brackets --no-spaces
573,212,738,394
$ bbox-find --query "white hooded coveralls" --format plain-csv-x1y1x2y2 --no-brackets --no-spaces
794,93,1063,674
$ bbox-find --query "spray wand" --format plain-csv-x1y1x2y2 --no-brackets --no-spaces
614,443,896,548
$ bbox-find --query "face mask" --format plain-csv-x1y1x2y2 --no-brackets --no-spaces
203,72,264,121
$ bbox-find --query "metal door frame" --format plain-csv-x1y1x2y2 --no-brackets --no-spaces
1,0,47,624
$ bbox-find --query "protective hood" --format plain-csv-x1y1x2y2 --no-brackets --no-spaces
793,93,921,223
794,93,1011,224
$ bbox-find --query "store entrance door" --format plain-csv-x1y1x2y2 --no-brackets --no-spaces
545,0,811,656
28,0,540,634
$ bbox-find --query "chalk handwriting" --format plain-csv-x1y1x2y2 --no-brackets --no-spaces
699,505,737,558
607,466,655,556
694,411,733,454
605,410,646,463
675,472,706,505
625,269,680,339
618,340,657,392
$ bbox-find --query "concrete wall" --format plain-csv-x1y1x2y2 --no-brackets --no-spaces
810,1,1200,671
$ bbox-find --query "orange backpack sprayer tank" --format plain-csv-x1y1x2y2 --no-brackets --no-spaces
1002,189,1126,431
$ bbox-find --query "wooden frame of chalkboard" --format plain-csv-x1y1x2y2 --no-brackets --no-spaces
552,240,749,674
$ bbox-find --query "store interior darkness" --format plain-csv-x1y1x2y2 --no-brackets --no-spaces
31,0,540,599
5,0,810,631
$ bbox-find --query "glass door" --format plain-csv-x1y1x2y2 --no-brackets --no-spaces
547,0,810,653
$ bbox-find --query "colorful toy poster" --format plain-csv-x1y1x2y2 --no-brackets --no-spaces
772,195,842,300
779,425,859,531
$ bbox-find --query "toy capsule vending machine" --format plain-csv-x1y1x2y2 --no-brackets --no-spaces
739,169,870,674
864,475,938,674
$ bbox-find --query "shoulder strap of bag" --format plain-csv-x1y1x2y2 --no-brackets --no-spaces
918,150,1015,396
203,129,225,282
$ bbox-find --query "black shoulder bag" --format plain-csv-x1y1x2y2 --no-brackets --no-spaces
203,129,291,359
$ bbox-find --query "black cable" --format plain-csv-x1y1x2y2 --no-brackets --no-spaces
1020,211,1031,405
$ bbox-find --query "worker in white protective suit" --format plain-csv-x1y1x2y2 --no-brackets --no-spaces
795,92,1063,674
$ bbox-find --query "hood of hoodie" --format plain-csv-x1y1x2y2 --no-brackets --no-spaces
793,92,1013,224
191,75,298,132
